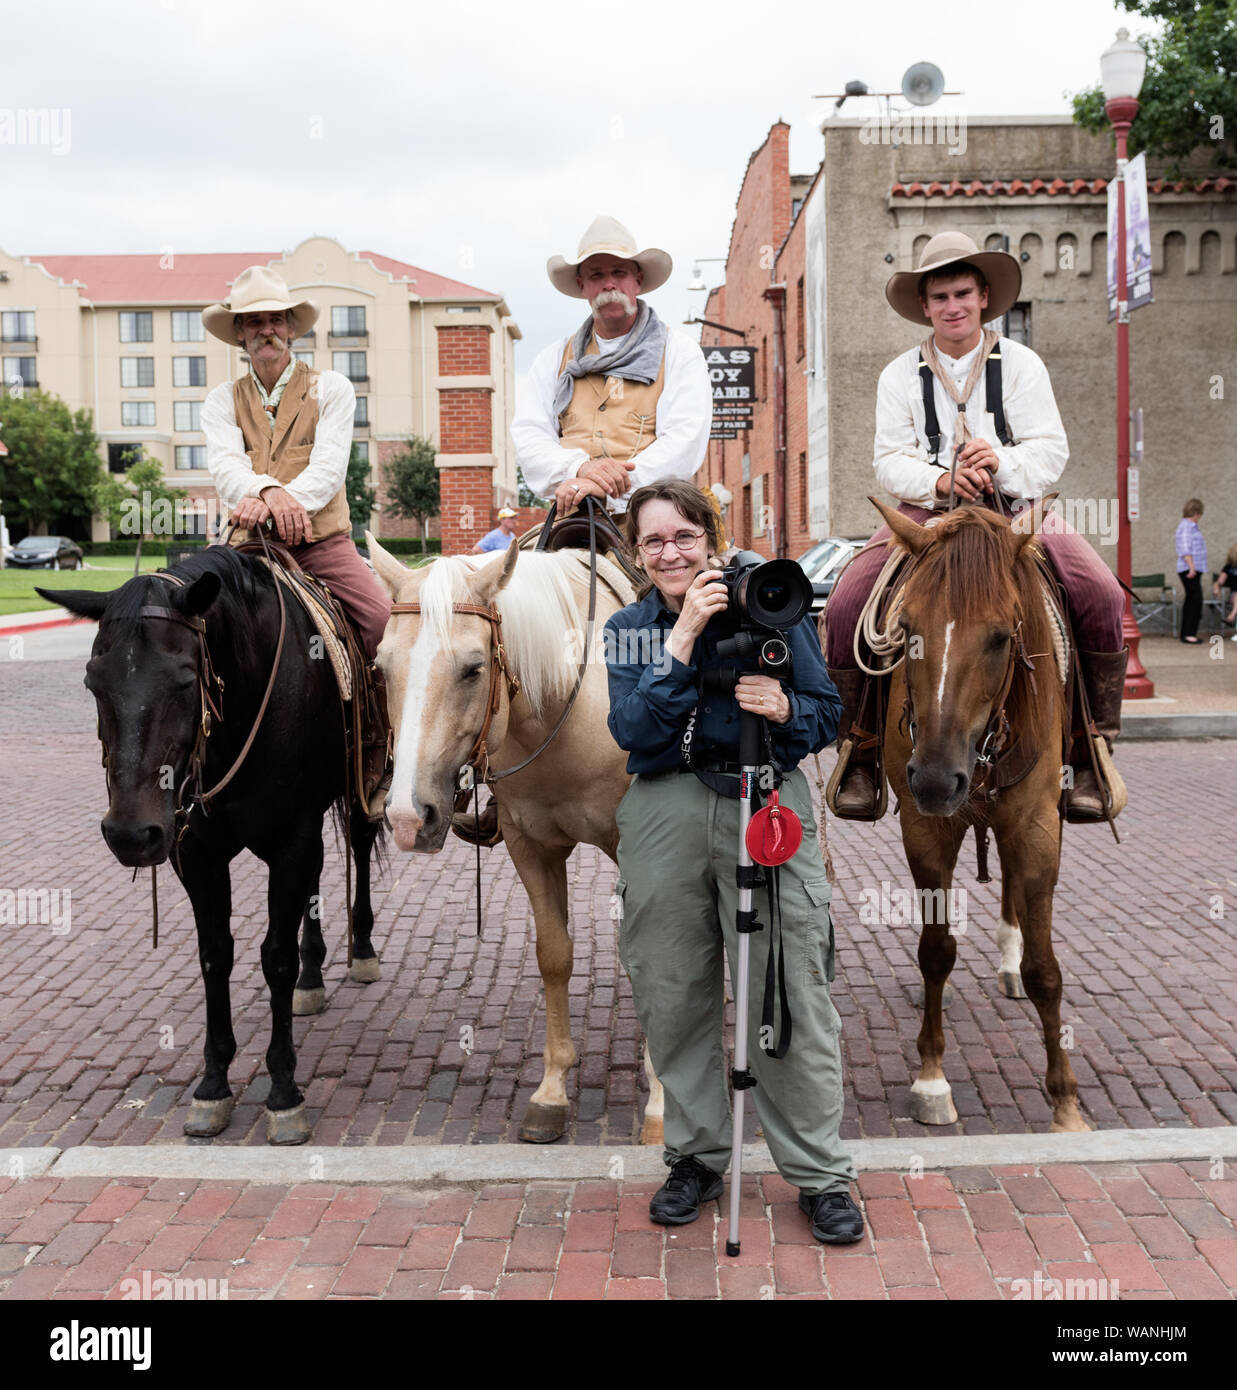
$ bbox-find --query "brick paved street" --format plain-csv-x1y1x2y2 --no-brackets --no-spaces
1,1162,1233,1300
1,640,1235,1150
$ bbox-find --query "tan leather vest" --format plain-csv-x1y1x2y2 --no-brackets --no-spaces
231,359,351,543
557,335,666,460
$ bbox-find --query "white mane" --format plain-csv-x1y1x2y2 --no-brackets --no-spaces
416,552,586,719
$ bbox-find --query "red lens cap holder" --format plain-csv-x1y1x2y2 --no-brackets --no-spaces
745,789,803,866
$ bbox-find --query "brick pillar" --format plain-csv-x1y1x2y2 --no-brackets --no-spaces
436,325,497,555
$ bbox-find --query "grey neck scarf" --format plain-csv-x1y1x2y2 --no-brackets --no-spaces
552,299,668,420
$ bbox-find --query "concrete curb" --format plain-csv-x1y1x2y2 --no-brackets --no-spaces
1121,712,1237,740
37,1126,1237,1185
0,1148,61,1177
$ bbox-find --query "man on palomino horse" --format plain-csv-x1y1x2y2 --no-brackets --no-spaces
200,266,393,818
824,230,1127,823
456,217,714,847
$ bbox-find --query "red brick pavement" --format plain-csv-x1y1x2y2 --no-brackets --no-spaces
0,1163,1231,1300
1,660,1235,1147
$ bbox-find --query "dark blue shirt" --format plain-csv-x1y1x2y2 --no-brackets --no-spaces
604,586,841,776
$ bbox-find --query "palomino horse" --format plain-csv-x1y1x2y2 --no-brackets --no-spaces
365,533,664,1145
43,546,383,1144
870,498,1089,1133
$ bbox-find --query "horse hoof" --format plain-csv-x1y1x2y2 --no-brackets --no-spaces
913,982,954,1008
266,1103,311,1145
184,1096,235,1138
292,987,327,1015
349,956,381,984
640,1115,664,1147
999,971,1027,999
909,1084,958,1126
519,1102,568,1144
1050,1111,1092,1133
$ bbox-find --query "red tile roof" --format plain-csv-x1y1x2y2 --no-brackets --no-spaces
25,249,497,304
891,176,1236,199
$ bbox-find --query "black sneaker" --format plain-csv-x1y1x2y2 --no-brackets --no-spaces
799,1190,864,1244
649,1157,725,1226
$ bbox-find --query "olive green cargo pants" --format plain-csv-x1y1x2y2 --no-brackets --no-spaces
616,767,856,1194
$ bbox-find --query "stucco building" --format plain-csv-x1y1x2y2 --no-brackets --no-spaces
0,236,522,552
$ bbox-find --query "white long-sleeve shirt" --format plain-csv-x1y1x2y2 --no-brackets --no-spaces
873,337,1068,507
512,320,712,512
201,368,356,514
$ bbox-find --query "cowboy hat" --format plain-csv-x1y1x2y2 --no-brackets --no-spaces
202,266,320,345
547,215,673,298
885,231,1020,327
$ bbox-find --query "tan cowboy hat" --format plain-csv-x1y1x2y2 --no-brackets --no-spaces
547,215,673,298
885,231,1021,327
202,265,320,345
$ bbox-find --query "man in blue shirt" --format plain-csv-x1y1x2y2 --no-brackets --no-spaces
472,508,519,554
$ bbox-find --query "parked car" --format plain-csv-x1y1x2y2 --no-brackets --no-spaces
795,537,865,616
5,536,84,570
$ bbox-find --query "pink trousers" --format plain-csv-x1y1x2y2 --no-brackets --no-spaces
288,532,392,660
824,502,1125,670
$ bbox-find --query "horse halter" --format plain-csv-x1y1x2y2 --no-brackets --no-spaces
387,600,521,784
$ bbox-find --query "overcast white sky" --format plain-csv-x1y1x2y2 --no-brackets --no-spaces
2,0,1151,371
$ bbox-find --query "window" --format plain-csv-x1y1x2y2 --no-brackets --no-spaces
172,356,206,387
796,276,805,362
332,351,367,381
352,440,369,465
446,305,482,313
3,357,37,387
761,336,767,401
742,484,752,547
1006,301,1032,347
799,451,808,529
171,311,205,342
294,350,314,366
175,445,206,469
791,197,804,221
108,443,140,473
120,357,155,388
353,397,369,427
330,305,366,336
174,401,202,432
2,310,35,341
119,312,153,342
121,401,155,427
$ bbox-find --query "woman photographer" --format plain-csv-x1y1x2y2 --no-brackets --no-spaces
605,479,862,1244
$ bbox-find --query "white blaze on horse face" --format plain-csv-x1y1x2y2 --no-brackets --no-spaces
936,619,955,710
387,619,441,841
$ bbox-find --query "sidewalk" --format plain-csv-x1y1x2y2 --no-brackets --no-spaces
1,1159,1232,1300
1120,634,1237,738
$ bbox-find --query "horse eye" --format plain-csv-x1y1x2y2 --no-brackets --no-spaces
462,663,484,682
990,628,1011,648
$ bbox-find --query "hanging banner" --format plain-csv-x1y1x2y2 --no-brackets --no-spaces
705,346,756,441
1107,151,1154,321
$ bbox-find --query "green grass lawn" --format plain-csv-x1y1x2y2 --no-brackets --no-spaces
0,556,163,616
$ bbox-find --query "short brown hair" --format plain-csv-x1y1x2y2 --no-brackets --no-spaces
1183,498,1204,518
623,480,721,556
919,261,988,301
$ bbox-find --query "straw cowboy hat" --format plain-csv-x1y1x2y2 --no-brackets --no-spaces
202,266,320,345
547,215,673,298
885,231,1021,327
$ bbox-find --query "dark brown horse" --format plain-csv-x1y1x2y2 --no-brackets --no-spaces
871,498,1088,1133
41,545,383,1144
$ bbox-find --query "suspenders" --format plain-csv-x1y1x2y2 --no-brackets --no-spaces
918,347,1015,464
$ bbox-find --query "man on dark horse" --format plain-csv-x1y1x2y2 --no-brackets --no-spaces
200,266,393,817
456,217,715,845
824,230,1127,823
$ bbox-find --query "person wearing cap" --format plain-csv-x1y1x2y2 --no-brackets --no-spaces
511,216,712,517
823,231,1127,823
472,508,520,554
200,266,393,816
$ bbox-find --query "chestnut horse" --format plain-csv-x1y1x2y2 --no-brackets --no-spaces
365,533,664,1145
871,499,1088,1133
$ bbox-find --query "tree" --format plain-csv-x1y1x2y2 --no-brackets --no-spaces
517,465,550,509
0,388,100,534
1071,2,1236,177
383,435,440,552
90,450,187,575
346,443,376,533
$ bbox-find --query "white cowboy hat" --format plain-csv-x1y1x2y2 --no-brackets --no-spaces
202,266,320,345
885,230,1021,327
546,215,673,298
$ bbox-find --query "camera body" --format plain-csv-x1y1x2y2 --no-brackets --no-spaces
701,551,814,689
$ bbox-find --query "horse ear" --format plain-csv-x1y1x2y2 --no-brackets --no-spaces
473,538,520,602
34,587,109,620
870,496,932,555
1010,493,1058,549
178,571,222,617
366,531,412,598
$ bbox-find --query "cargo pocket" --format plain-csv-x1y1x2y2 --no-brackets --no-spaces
801,877,836,985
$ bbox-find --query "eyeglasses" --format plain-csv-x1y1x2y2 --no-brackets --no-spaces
637,529,705,558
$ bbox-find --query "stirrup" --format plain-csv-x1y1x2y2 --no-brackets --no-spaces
826,737,888,821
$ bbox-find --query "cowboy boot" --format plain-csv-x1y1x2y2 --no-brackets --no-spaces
362,665,393,822
451,788,503,847
1064,647,1129,822
825,666,887,820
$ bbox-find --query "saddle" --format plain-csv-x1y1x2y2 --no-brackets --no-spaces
517,497,645,588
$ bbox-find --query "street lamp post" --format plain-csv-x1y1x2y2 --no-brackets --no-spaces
1101,27,1154,697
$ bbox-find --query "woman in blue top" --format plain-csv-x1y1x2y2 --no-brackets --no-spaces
604,479,862,1245
1175,498,1207,644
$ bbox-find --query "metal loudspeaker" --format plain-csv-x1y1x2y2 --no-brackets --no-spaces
901,62,945,106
